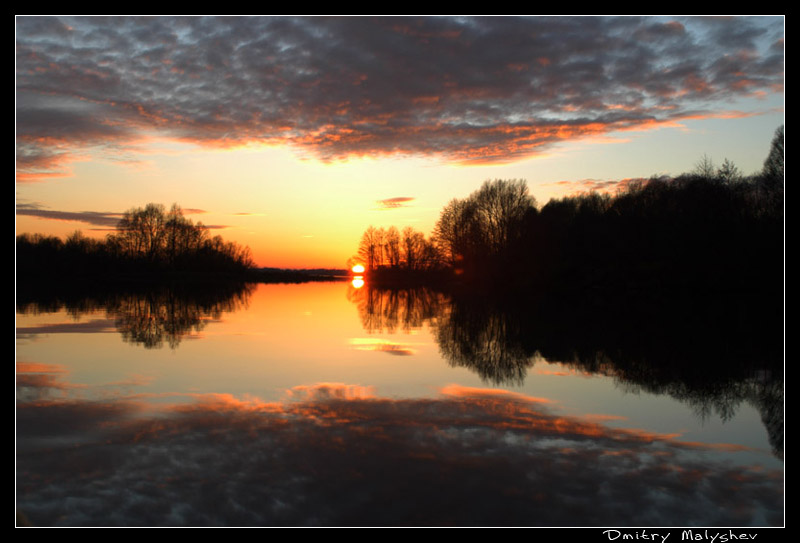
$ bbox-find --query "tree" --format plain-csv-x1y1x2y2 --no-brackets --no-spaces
65,230,95,253
164,204,208,263
111,203,168,261
433,179,535,270
693,154,716,178
433,198,470,266
401,226,425,270
357,226,384,271
470,179,535,255
717,158,741,184
106,202,253,271
418,237,444,271
762,125,784,187
384,226,401,268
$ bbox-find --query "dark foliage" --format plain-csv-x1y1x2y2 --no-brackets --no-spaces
356,128,784,299
17,282,254,350
522,173,784,296
17,203,255,287
762,125,784,188
349,283,783,457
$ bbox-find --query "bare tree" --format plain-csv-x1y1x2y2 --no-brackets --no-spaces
384,226,401,268
470,179,535,255
693,154,716,178
402,226,425,270
112,203,167,260
433,198,473,266
358,226,384,271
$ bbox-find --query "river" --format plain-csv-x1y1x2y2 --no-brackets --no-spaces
15,280,783,527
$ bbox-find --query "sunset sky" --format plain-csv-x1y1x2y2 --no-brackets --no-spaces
15,16,784,268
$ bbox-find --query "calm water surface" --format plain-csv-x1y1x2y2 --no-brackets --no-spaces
16,281,783,526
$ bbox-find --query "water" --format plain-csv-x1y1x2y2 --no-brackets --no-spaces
15,281,784,526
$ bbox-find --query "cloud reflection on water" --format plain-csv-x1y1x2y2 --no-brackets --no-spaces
16,366,782,527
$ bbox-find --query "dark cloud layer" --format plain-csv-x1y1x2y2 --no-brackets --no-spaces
16,202,122,227
16,369,783,527
16,16,784,179
15,201,229,231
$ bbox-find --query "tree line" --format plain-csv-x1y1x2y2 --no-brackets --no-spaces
17,203,254,283
355,225,441,273
355,125,784,295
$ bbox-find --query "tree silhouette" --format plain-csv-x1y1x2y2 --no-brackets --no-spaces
112,203,167,261
717,158,741,183
108,203,210,263
433,198,473,267
470,179,535,255
431,179,535,277
357,226,384,271
762,125,784,187
693,154,716,178
401,226,424,270
384,226,401,268
352,130,782,296
17,202,254,284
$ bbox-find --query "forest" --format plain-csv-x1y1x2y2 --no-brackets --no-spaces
16,203,255,285
354,126,784,297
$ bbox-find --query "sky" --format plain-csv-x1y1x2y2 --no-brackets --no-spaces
15,16,784,268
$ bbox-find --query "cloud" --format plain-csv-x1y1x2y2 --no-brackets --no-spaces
16,16,784,180
16,202,123,228
549,176,652,196
16,362,68,374
376,197,415,209
285,382,376,401
16,374,783,527
15,201,230,231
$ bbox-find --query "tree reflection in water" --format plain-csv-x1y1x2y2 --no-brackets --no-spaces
346,283,448,334
348,283,784,458
18,282,254,349
111,285,253,349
